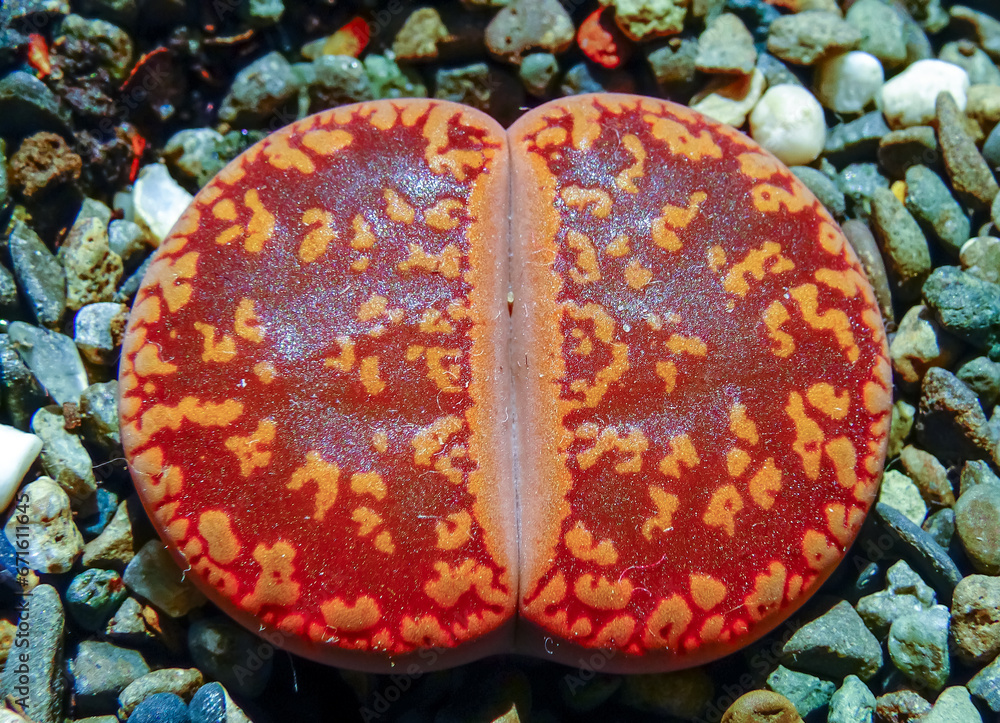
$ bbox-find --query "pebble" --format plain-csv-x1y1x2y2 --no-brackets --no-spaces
960,236,1000,286
825,112,891,164
791,166,845,218
878,470,928,526
766,11,861,66
77,486,119,538
123,540,205,617
79,381,121,452
874,503,963,600
957,355,1000,409
0,334,48,430
841,219,894,327
519,53,559,97
878,126,939,178
435,63,495,112
245,0,282,26
875,690,932,721
903,165,970,257
888,305,961,387
888,399,916,458
188,618,273,698
65,568,127,631
0,71,72,138
827,674,875,723
217,51,299,126
188,682,253,723
748,85,826,166
984,123,1000,171
7,322,89,406
689,68,765,128
114,254,153,303
392,8,451,62
74,302,128,366
485,0,575,63
898,445,954,509
7,131,82,200
118,668,204,719
30,406,96,501
961,460,1000,496
925,686,982,723
363,52,426,100
756,51,801,89
922,266,1000,360
0,585,65,723
695,13,756,75
0,424,42,513
59,13,134,81
845,0,907,69
107,218,148,265
922,507,955,549
129,692,190,723
888,604,951,691
936,92,999,210
70,640,150,715
4,476,82,573
813,51,883,114
878,59,969,129
780,600,883,680
105,596,183,653
954,482,1000,574
949,574,1000,663
764,666,835,718
968,649,1000,712
870,186,932,301
721,689,803,722
918,367,998,465
131,164,194,245
0,263,14,318
939,40,1000,87
308,55,373,111
857,559,936,638
647,39,698,90
82,497,141,571
7,220,65,328
599,0,688,41
162,128,228,188
838,162,889,219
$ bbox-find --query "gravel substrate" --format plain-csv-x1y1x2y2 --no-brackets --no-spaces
2,0,1000,722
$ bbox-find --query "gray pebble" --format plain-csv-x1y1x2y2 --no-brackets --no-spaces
841,219,894,329
128,692,190,723
921,507,955,549
765,665,836,718
104,596,182,652
189,682,252,723
65,568,127,631
839,162,889,219
30,405,97,501
904,165,970,256
434,62,493,111
983,122,1000,171
188,619,273,698
888,398,916,458
74,302,128,366
77,486,119,538
0,585,65,723
123,540,206,617
781,600,883,680
857,559,937,639
118,668,204,719
846,0,907,69
80,380,121,452
0,71,72,138
308,55,372,112
82,496,142,571
957,355,1000,409
968,648,1000,712
364,52,427,100
0,334,48,430
960,459,1000,496
888,604,951,691
922,265,1000,359
900,0,949,33
878,126,940,178
940,40,1000,86
755,51,803,88
926,686,983,723
875,689,932,721
879,469,927,526
766,11,861,66
936,92,999,210
870,186,932,302
245,0,282,26
899,444,954,508
917,366,998,464
0,262,16,317
4,476,82,573
8,220,65,328
70,640,150,715
959,235,1000,285
519,53,559,97
888,305,962,388
874,502,963,599
646,39,698,90
107,218,148,265
828,674,875,723
791,166,845,218
114,253,153,303
162,128,227,188
7,322,88,405
484,0,574,64
955,482,1000,574
825,112,891,165
218,51,300,126
695,13,756,75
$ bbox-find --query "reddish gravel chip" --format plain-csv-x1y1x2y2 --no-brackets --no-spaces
119,94,891,672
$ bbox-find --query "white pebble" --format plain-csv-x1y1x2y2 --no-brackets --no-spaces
814,51,884,114
749,85,827,166
0,425,43,513
878,59,970,129
691,68,766,128
132,163,194,244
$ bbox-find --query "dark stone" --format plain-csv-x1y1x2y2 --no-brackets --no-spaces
917,367,998,464
0,71,72,139
0,333,48,429
825,112,892,165
922,266,1000,360
7,220,66,328
903,165,970,257
936,92,1000,210
188,619,272,698
781,600,883,680
129,692,190,723
792,166,846,218
7,132,83,200
969,650,1000,712
873,502,962,602
0,585,66,723
878,126,939,178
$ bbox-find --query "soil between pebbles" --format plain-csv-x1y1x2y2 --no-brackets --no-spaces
2,1,1000,722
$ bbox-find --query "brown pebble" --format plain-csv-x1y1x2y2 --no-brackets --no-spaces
8,131,82,200
841,218,895,330
935,92,1000,210
874,689,932,722
721,690,803,723
950,574,1000,663
899,445,956,508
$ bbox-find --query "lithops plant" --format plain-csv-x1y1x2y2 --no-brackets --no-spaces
119,94,891,672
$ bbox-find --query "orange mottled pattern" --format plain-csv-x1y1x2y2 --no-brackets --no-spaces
511,95,891,658
119,100,514,656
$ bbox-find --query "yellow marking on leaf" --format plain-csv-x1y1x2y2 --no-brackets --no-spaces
605,234,631,257
324,336,355,372
372,430,389,453
815,267,866,298
384,188,415,224
253,361,275,384
419,308,454,334
357,295,388,322
643,486,680,540
704,484,744,537
350,257,369,272
753,184,812,214
818,221,845,255
133,342,177,376
749,458,782,509
320,595,381,632
825,503,865,546
651,191,707,252
690,574,727,611
560,185,612,218
737,152,785,180
571,328,593,356
244,189,275,253
423,105,485,181
565,522,618,566
422,347,462,392
400,615,449,647
644,594,692,651
131,296,161,326
397,243,461,278
786,391,824,479
299,208,336,263
825,436,857,489
723,241,795,296
436,511,472,550
666,334,707,356
659,434,700,478
216,226,242,246
625,258,652,290
350,214,375,249
614,134,646,193
656,360,677,393
132,397,242,440
413,416,463,466
744,561,786,622
729,404,759,445
360,355,385,395
150,252,198,313
425,198,464,231
803,529,839,571
564,302,629,407
644,114,723,161
241,540,301,613
535,126,568,148
791,284,860,362
763,301,795,357
234,299,264,342
567,101,602,151
576,426,648,473
707,245,727,272
264,133,314,174
700,615,726,643
727,447,751,477
350,472,386,501
130,448,183,504
193,322,236,362
212,198,237,221
593,615,637,647
352,506,382,536
225,419,276,477
574,574,633,611
300,128,352,155
567,230,601,284
807,383,850,419
198,510,241,564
